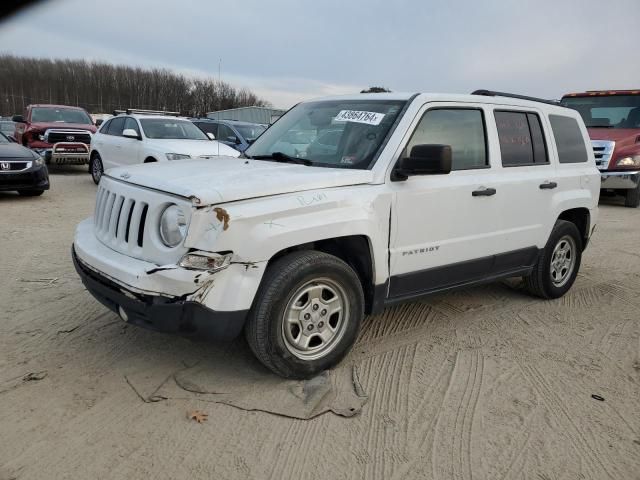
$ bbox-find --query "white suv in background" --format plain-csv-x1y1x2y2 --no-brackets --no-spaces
89,110,239,184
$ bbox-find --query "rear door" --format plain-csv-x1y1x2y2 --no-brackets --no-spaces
488,107,557,252
100,117,125,169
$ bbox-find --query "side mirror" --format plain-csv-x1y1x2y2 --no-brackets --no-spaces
122,129,140,139
227,135,240,144
12,115,25,123
206,132,216,140
392,144,452,181
95,119,104,127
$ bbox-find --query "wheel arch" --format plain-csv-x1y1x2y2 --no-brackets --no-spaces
144,156,157,163
557,207,590,250
267,235,378,314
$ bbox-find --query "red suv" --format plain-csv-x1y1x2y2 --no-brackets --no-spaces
561,90,640,207
13,104,97,166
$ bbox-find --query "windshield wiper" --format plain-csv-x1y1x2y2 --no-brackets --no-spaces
251,151,312,166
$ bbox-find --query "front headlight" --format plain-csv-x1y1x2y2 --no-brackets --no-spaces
165,153,191,161
179,251,232,272
159,204,187,247
34,156,45,166
38,134,45,141
615,155,640,168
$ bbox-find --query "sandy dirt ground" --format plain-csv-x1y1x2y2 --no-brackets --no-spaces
1,167,639,480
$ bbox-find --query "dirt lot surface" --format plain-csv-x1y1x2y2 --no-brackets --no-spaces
1,168,639,480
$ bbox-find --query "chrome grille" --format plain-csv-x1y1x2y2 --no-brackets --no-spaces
591,140,615,170
94,185,148,252
92,176,192,265
46,129,92,145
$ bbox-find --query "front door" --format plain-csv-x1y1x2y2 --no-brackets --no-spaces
389,104,513,299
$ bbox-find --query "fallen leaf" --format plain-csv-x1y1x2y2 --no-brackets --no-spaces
188,409,208,423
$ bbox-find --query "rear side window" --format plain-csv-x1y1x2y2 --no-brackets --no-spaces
99,119,112,133
107,117,125,136
495,111,548,166
549,115,588,163
404,108,487,170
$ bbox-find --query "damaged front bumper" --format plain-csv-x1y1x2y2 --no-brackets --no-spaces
72,247,247,340
72,217,267,340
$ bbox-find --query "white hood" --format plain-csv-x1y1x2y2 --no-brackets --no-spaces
106,157,374,205
146,138,240,158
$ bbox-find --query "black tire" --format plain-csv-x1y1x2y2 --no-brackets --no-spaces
245,250,364,379
624,183,640,208
90,153,104,185
524,220,582,299
17,189,44,197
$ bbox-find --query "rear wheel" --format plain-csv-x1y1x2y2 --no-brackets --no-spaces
245,250,364,379
90,153,104,185
624,183,640,208
524,220,582,299
17,189,44,197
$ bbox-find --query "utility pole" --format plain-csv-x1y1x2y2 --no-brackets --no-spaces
218,58,222,112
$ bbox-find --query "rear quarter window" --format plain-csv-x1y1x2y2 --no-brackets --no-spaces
549,114,589,163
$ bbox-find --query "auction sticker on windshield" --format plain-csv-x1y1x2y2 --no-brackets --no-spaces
334,110,385,125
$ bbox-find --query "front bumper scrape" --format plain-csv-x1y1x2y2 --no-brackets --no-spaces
72,246,247,340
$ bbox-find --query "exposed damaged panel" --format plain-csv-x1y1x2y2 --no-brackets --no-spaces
213,207,230,231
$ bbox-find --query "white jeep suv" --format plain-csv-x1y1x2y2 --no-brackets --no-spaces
73,91,600,378
89,111,239,184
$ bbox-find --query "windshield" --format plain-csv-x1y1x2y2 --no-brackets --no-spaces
0,133,10,144
245,99,406,169
235,124,266,142
561,95,640,129
0,121,15,134
141,119,209,140
31,107,92,124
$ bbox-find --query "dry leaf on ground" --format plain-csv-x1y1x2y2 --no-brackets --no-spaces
187,410,208,423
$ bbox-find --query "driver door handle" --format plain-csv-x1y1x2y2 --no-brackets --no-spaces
539,181,558,190
472,187,497,197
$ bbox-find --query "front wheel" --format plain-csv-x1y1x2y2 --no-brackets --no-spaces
524,220,582,299
624,183,640,208
245,251,364,379
90,153,104,185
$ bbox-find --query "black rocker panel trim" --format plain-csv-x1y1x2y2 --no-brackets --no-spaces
388,246,540,300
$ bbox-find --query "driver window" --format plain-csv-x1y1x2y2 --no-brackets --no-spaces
404,108,488,170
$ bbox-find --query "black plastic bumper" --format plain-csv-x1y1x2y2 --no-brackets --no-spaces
72,246,247,341
0,165,49,191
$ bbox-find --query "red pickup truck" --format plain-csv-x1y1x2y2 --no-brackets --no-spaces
561,90,640,208
13,104,97,165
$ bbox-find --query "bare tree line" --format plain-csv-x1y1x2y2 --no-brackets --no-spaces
0,54,270,117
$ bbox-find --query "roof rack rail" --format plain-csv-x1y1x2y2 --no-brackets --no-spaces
112,109,180,116
471,90,560,106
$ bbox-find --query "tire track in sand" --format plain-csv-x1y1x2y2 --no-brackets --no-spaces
515,361,616,479
430,350,484,480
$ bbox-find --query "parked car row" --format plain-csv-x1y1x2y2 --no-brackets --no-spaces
1,105,268,195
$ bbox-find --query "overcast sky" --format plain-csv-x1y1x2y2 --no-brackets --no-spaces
1,0,638,108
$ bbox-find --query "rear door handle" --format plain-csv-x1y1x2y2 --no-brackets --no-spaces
539,181,558,190
472,187,496,197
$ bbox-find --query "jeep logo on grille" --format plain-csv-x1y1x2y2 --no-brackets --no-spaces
66,135,75,141
0,162,9,170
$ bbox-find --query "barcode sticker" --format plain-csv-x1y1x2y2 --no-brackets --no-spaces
334,110,385,126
